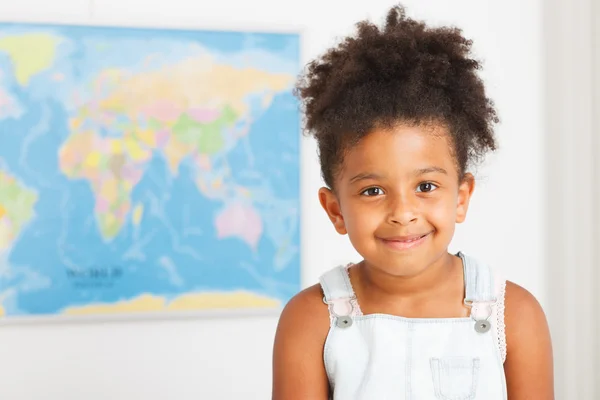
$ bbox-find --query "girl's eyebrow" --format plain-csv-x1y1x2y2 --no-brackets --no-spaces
348,172,382,184
414,166,447,176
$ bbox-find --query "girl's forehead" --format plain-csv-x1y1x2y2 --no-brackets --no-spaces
342,125,455,169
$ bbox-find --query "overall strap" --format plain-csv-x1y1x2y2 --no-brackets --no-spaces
319,265,356,303
458,252,498,335
319,265,360,327
458,252,507,361
459,251,496,304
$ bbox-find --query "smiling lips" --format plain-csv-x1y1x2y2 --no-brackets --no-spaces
379,232,432,250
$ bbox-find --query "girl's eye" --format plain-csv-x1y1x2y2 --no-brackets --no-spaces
416,182,438,193
361,187,384,196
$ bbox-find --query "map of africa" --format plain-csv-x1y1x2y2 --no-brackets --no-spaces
0,23,300,319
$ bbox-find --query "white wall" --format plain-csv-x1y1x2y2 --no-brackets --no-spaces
543,0,599,398
0,1,545,399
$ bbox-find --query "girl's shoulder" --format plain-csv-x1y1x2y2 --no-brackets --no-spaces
502,280,553,396
276,283,330,337
504,280,548,335
273,284,332,398
282,283,328,316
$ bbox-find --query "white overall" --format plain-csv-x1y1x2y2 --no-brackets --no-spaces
319,252,507,400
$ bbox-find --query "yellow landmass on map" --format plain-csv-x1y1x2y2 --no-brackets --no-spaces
163,136,192,175
136,128,156,147
167,292,280,310
0,33,60,86
0,171,38,251
0,305,4,317
99,55,294,120
132,204,144,226
0,222,12,252
62,291,281,315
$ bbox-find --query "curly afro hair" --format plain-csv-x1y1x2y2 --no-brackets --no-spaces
294,4,499,189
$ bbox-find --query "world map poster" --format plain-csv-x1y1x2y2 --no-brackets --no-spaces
0,22,300,320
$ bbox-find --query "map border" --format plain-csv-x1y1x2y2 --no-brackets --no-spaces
0,19,304,324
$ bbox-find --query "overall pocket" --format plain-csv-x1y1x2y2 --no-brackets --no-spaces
430,357,480,400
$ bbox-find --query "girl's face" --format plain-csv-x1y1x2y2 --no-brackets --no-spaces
319,123,474,277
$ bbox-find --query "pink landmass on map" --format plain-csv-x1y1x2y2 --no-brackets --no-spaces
192,153,211,171
214,202,263,249
0,88,21,119
95,197,110,213
156,129,170,147
120,166,144,183
187,108,220,123
0,90,11,108
140,100,184,123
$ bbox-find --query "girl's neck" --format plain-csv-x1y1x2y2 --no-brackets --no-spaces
357,252,459,301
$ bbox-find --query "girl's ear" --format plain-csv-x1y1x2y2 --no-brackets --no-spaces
319,187,347,235
456,173,475,223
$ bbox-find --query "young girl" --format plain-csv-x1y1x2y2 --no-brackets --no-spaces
272,4,554,400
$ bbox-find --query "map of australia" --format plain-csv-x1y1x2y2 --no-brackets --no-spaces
0,24,300,319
